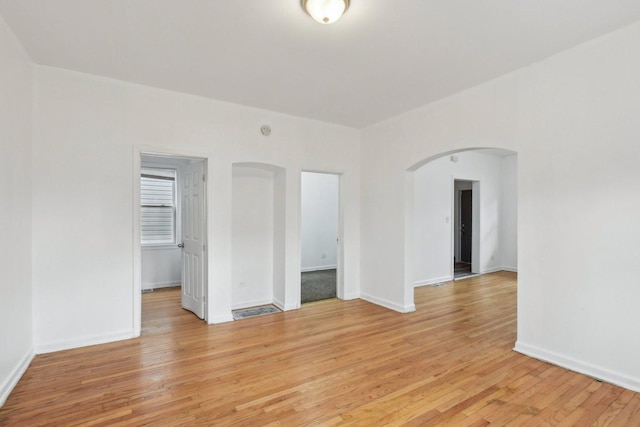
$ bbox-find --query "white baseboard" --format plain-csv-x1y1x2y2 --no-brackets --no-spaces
35,330,135,354
232,298,273,310
480,266,503,274
210,313,234,324
413,268,517,288
514,341,640,393
0,348,34,407
301,265,338,273
272,297,285,311
142,281,181,291
270,297,298,311
360,292,415,313
342,293,359,300
414,275,453,288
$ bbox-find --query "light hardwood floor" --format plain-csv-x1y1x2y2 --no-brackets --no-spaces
2,272,639,425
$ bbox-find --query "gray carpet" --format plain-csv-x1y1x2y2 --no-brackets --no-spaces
301,269,336,303
232,305,281,320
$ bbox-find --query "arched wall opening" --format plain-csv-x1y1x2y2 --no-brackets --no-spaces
405,148,518,308
231,162,287,310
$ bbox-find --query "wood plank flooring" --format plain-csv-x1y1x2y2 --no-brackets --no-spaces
2,272,639,425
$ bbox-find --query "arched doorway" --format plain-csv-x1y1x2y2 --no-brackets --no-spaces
405,148,517,305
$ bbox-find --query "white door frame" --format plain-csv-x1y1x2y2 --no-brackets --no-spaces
133,146,209,336
299,170,345,302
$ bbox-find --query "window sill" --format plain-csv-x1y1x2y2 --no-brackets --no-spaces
142,244,180,251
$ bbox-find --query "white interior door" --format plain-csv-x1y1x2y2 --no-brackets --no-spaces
181,160,206,319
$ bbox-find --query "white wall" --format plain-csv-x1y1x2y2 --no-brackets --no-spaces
141,248,181,290
361,22,640,391
301,172,339,272
413,150,513,287
0,15,33,405
501,155,517,271
31,66,361,352
272,168,287,309
232,164,275,309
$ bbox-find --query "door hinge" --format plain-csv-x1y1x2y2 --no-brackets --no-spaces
203,244,206,251
202,174,206,182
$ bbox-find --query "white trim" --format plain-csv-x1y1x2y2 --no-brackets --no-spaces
301,264,338,273
479,266,503,274
36,330,135,354
414,275,453,288
282,302,299,311
454,273,481,281
360,292,416,313
142,244,181,251
342,293,359,300
502,266,518,272
133,148,142,337
0,348,34,407
272,296,297,312
142,281,181,290
210,314,234,324
232,299,274,310
272,297,285,311
514,341,640,393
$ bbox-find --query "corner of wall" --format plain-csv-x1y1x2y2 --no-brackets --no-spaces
209,314,235,324
360,292,415,313
0,348,34,408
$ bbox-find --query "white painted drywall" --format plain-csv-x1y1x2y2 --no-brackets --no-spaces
413,150,511,287
31,66,361,351
231,165,275,309
0,15,33,405
301,172,339,272
501,155,518,271
141,248,181,290
272,167,287,309
361,22,640,390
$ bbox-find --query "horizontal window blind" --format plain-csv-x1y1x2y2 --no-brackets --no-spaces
141,168,176,245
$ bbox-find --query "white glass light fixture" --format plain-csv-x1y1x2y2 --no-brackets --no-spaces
302,0,350,25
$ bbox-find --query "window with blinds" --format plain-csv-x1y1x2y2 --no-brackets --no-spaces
141,168,177,245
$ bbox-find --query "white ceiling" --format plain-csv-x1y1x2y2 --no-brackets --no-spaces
2,1,640,128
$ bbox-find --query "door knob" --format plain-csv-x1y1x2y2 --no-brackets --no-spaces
178,243,184,248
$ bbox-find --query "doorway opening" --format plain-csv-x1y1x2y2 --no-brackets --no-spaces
138,153,208,328
300,171,341,304
406,148,517,310
453,180,479,279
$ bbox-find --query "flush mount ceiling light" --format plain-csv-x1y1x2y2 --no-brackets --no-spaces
301,0,350,25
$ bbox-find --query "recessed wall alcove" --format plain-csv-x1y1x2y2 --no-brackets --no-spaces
231,162,287,310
